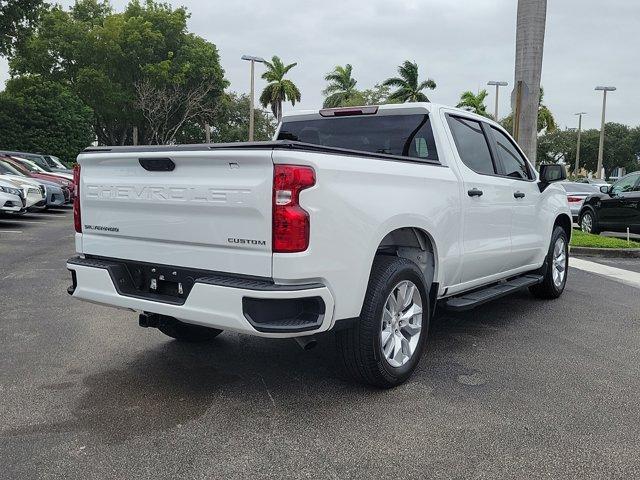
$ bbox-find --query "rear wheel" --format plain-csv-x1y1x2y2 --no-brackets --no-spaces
158,319,222,343
580,210,599,234
529,226,569,299
336,256,430,388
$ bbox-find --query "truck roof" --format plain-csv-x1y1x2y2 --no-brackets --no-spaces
281,102,500,126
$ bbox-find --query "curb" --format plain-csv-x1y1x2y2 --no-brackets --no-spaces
570,246,640,258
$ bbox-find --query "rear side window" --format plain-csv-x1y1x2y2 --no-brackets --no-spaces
446,116,495,175
277,114,438,162
491,127,532,180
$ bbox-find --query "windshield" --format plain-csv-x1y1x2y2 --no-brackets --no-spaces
0,160,25,176
17,153,53,172
278,114,439,162
12,157,46,173
46,155,67,169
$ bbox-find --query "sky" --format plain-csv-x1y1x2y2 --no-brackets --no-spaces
1,0,638,131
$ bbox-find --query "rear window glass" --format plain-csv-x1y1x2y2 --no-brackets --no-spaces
277,114,439,162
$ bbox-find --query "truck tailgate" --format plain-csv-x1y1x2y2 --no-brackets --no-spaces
77,149,273,277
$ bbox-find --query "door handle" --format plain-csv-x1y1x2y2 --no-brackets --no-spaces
468,188,483,197
514,191,525,199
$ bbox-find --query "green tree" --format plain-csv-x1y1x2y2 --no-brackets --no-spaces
359,83,399,106
382,60,436,103
629,126,640,160
456,90,491,117
0,0,43,56
322,64,362,108
578,123,636,179
501,87,557,136
259,56,300,122
537,87,556,133
176,92,276,144
537,128,576,168
9,0,227,145
0,76,94,161
537,123,639,179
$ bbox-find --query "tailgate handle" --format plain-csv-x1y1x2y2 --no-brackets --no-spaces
139,158,175,172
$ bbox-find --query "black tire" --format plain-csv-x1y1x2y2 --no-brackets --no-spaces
336,255,430,389
529,226,569,299
158,319,223,343
579,209,600,234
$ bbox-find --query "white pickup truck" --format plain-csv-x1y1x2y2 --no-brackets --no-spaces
67,103,571,387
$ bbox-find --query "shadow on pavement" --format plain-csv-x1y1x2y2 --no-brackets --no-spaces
4,289,545,444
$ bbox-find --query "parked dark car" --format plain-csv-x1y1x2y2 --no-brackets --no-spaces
578,171,640,234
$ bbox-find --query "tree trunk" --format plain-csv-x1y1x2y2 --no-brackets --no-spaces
512,0,547,166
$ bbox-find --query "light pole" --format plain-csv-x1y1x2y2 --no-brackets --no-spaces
574,112,586,176
594,86,616,179
487,81,508,120
241,54,266,142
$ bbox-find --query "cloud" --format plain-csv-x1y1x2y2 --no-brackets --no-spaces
1,0,638,130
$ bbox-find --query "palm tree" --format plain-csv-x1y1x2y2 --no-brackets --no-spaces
537,87,556,132
500,87,557,135
382,60,436,103
259,56,301,122
322,64,361,108
456,90,491,117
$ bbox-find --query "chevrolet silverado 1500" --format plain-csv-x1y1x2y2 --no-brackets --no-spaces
67,103,571,387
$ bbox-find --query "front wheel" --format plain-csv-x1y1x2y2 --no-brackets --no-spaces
580,210,600,234
529,226,569,299
336,256,430,388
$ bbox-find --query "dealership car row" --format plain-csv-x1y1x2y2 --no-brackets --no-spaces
0,150,75,216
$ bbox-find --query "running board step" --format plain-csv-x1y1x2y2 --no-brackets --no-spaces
443,274,544,312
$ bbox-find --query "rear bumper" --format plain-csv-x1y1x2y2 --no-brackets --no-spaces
66,256,335,338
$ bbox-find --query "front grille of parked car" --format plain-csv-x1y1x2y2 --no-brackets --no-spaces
39,185,45,196
62,187,70,202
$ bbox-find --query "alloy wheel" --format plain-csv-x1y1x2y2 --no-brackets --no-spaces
380,280,423,368
552,237,567,288
581,213,593,233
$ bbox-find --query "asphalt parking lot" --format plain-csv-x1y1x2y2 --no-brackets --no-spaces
2,209,640,479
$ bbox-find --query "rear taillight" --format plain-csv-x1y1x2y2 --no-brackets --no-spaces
73,164,81,233
272,165,315,253
567,196,582,203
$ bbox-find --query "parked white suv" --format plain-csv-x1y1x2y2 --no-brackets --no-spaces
0,184,24,213
67,103,571,387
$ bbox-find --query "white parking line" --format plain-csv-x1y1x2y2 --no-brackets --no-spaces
570,257,640,289
0,230,23,234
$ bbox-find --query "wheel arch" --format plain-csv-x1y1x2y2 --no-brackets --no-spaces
554,213,572,241
579,204,596,220
375,227,438,293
